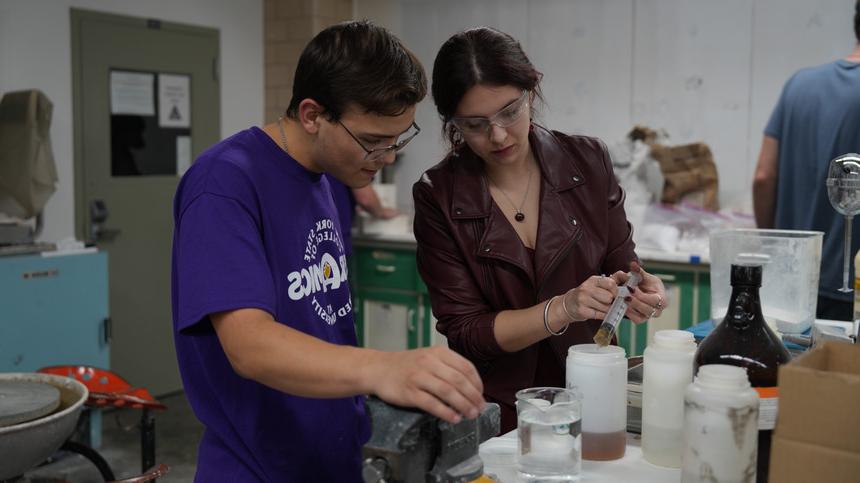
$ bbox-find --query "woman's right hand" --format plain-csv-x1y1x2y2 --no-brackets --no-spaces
561,275,619,322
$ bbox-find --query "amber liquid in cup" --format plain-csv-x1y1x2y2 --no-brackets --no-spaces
582,430,626,461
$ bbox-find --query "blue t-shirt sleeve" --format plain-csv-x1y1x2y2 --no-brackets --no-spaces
174,192,276,333
765,75,795,140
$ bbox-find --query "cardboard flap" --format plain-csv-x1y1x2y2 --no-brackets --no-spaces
770,436,860,483
776,342,860,453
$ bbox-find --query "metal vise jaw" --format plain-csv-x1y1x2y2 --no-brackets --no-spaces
361,397,500,483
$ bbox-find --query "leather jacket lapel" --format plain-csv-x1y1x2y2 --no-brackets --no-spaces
531,126,585,293
449,147,534,286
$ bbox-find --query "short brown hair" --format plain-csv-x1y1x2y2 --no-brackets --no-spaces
286,20,426,121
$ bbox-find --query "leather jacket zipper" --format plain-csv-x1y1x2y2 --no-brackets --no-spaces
536,229,583,296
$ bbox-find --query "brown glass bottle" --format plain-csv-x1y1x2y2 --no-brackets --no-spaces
693,264,791,483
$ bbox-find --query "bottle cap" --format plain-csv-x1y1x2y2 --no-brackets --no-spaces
653,329,695,349
695,364,752,391
730,263,762,287
568,344,626,365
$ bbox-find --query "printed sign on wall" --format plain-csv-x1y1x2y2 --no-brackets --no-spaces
110,71,155,116
158,74,191,128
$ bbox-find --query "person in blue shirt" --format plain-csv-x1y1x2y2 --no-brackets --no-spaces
753,1,860,321
172,21,484,482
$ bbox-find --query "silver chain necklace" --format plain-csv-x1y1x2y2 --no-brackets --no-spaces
488,164,533,222
277,116,289,152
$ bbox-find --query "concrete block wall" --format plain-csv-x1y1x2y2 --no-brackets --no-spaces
264,0,353,123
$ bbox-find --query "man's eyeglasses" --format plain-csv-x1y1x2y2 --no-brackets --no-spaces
337,121,421,161
450,91,529,135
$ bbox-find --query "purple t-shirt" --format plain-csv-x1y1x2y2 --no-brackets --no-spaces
171,127,369,482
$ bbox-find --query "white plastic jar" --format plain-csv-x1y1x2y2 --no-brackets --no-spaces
566,344,627,461
641,329,697,468
681,364,759,483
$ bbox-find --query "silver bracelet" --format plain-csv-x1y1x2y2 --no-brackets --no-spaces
561,295,578,321
543,296,569,336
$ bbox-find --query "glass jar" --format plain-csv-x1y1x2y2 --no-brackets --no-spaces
642,329,696,468
566,344,627,461
515,387,582,482
681,364,759,483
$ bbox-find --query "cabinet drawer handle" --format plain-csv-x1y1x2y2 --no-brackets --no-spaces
371,250,396,260
653,273,676,282
375,265,396,273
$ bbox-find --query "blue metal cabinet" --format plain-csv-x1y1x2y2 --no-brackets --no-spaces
0,252,109,372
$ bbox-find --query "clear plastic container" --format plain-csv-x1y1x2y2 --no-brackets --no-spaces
710,229,823,333
566,344,627,461
641,330,696,468
681,365,759,483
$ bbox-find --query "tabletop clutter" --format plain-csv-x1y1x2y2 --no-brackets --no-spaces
480,261,860,483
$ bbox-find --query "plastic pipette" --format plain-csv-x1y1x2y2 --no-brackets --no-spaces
593,271,642,347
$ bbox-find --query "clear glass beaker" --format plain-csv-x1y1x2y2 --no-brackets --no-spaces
516,387,582,482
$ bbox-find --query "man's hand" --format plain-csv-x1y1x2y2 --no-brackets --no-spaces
364,346,485,424
212,308,485,424
373,206,400,220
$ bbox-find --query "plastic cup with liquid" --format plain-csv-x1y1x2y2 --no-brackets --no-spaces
566,344,628,461
516,387,582,482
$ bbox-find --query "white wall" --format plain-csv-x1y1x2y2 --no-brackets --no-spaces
0,0,264,243
357,0,858,213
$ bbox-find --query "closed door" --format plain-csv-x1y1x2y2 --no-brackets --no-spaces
72,9,220,394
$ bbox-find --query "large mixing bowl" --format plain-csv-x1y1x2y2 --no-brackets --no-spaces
0,373,89,480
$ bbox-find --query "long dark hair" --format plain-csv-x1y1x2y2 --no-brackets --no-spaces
286,20,426,121
431,27,544,145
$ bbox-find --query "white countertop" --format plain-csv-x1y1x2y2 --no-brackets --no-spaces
634,247,709,265
479,431,680,482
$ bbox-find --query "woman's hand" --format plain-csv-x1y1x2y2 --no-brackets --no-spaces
610,261,667,324
561,274,619,322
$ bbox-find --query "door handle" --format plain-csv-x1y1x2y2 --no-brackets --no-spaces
407,308,416,332
375,265,396,273
90,199,121,242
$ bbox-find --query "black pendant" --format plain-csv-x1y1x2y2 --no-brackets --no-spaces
514,212,525,222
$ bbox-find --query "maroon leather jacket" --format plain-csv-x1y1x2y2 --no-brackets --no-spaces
412,125,637,429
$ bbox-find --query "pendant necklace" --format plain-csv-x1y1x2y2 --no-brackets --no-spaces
488,164,533,223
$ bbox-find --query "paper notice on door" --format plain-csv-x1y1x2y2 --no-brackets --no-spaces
158,74,191,128
176,136,192,176
110,71,155,115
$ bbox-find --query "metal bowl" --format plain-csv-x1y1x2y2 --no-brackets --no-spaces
0,373,89,480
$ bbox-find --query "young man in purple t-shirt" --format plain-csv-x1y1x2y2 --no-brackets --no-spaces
171,21,484,482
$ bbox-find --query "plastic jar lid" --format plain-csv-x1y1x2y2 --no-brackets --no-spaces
695,364,751,391
568,343,626,364
653,329,695,349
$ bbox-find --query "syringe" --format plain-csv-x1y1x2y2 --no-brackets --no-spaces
593,271,642,347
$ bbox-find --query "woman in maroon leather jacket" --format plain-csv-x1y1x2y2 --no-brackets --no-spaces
412,27,668,432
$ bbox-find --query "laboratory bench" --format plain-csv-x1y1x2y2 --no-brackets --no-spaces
350,234,711,357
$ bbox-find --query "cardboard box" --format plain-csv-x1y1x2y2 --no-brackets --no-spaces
770,342,860,483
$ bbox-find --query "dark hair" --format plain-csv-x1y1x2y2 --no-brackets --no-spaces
286,20,426,121
431,27,544,145
855,1,859,42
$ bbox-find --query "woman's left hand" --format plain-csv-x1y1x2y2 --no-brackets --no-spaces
609,261,667,324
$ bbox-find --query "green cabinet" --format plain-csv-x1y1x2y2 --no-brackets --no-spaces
351,240,711,357
351,239,438,350
616,258,711,357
